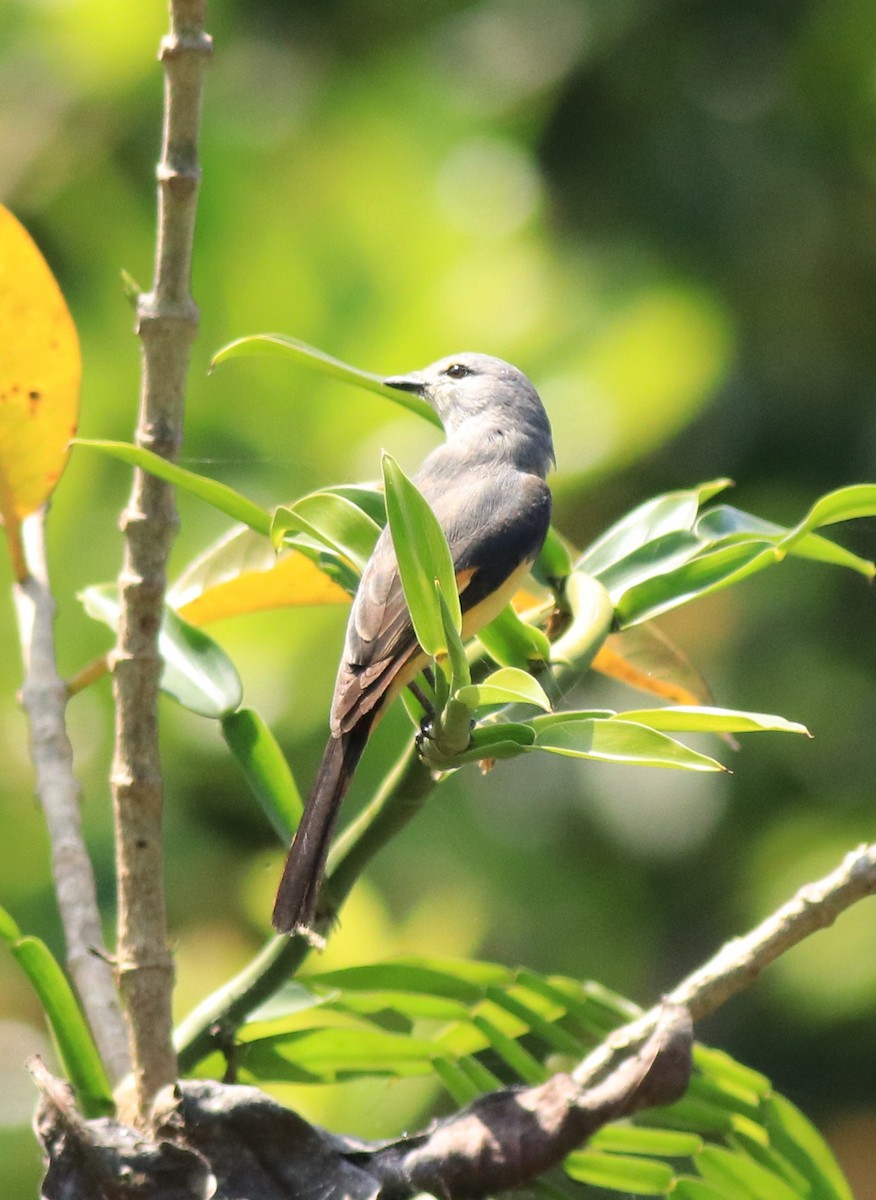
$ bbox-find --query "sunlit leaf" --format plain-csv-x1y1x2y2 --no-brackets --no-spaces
693,1046,770,1099
74,439,271,535
695,1144,801,1200
272,491,381,572
549,571,615,668
456,666,551,712
81,584,243,718
597,530,703,599
589,1124,702,1157
615,542,780,627
0,906,112,1118
614,707,810,737
671,1179,735,1200
0,205,80,526
535,525,574,583
210,333,441,427
763,1094,853,1200
221,708,302,841
172,532,350,625
382,452,459,656
577,479,732,577
781,484,876,554
240,1026,437,1081
533,717,726,771
696,504,874,577
305,957,512,1000
476,602,552,671
564,1150,675,1192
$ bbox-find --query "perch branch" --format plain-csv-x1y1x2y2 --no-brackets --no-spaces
576,840,876,1084
112,0,211,1124
13,514,131,1083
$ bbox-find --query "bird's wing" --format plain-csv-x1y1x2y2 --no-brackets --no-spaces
331,464,551,735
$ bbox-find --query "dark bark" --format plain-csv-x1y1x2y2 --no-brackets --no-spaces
34,1005,692,1200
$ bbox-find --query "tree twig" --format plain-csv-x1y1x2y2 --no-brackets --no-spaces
12,513,131,1084
112,0,211,1125
575,840,876,1085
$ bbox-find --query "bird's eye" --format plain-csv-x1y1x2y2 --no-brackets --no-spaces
444,362,472,379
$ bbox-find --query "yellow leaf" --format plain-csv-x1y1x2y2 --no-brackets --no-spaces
175,543,349,626
592,623,713,708
0,206,80,523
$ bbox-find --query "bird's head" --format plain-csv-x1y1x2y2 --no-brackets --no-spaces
384,352,554,475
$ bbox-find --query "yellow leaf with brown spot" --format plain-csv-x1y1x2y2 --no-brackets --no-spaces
0,205,80,522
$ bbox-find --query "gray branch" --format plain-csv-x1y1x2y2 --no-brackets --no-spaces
13,514,130,1084
575,840,876,1085
112,0,211,1125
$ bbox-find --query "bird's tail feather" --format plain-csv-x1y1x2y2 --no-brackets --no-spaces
271,721,371,936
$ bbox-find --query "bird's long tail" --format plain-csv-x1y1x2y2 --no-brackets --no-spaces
271,720,371,935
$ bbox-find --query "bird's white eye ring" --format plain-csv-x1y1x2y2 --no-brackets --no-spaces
444,363,472,379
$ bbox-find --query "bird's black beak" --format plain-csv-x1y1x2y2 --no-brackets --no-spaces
383,372,427,396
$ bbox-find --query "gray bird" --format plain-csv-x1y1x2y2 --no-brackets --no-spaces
272,352,555,935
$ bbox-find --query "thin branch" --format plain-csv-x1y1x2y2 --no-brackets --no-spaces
12,514,131,1084
574,840,876,1085
112,0,211,1125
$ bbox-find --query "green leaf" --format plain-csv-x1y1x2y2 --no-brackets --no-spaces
456,666,552,712
763,1093,853,1200
434,721,535,766
533,717,726,771
615,706,810,737
781,483,876,553
305,957,512,1001
564,1150,676,1193
73,439,271,535
476,603,552,671
549,571,615,669
648,1094,736,1136
81,585,243,718
433,1056,482,1106
536,525,574,582
696,505,874,577
597,530,703,600
241,1026,437,1082
577,479,732,577
695,1145,801,1200
382,452,459,656
0,910,113,1118
615,542,780,627
484,987,584,1057
221,708,303,841
271,491,381,573
327,990,469,1024
589,1124,702,1157
438,583,471,693
693,1046,771,1100
671,1180,735,1200
471,1014,547,1084
210,333,442,427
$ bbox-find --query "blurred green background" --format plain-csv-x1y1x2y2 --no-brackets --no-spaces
2,0,876,1193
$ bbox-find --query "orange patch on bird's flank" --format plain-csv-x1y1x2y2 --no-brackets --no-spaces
0,205,81,525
